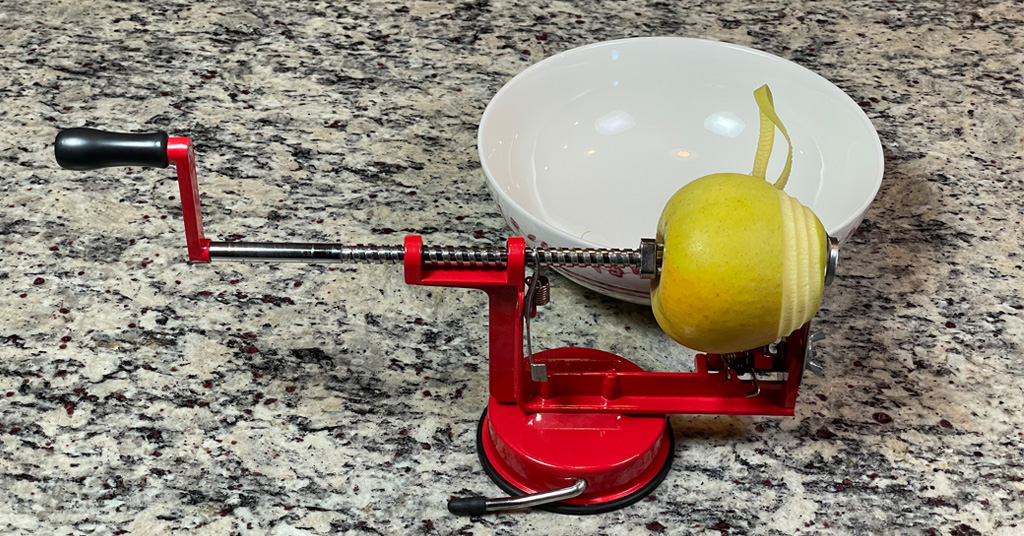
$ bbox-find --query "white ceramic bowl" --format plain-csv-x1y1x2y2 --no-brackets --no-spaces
478,37,883,304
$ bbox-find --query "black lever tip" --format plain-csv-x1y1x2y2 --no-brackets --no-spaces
447,496,488,516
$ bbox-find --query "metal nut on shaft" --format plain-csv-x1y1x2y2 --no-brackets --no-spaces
638,239,661,280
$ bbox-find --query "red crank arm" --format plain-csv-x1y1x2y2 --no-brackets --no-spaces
54,128,211,263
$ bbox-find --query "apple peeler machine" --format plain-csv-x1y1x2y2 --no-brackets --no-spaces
54,128,838,515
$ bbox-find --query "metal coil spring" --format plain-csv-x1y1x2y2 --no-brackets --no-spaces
530,275,551,306
529,248,640,268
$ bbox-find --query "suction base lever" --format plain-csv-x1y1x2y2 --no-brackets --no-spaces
448,480,587,515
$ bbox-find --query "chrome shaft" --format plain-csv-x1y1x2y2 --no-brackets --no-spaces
207,242,406,264
207,241,650,272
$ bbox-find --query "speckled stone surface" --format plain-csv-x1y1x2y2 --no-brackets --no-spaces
2,1,1023,534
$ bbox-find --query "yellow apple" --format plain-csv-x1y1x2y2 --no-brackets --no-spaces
650,173,828,354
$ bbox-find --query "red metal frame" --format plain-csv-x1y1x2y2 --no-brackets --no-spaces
403,235,808,416
404,235,525,403
519,327,808,416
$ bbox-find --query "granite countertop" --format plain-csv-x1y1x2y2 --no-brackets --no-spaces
2,1,1023,534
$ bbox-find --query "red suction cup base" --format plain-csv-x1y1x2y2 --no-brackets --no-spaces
477,350,675,514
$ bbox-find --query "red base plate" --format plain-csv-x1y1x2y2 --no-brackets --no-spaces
478,349,675,514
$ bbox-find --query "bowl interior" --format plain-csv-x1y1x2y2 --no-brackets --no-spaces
480,37,882,249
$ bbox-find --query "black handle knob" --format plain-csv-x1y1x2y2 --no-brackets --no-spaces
447,496,488,516
55,128,169,170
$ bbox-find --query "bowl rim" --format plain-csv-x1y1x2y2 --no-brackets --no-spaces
477,36,884,249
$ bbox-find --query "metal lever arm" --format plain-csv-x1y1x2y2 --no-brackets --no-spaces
447,479,587,515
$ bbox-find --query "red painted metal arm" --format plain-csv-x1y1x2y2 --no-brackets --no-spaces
167,137,211,263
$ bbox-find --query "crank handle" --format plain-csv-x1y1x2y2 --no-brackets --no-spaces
53,128,210,263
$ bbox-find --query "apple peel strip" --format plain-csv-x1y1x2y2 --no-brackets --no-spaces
750,84,794,191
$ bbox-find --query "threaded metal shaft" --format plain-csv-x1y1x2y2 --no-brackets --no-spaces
339,245,405,264
421,246,508,267
208,241,643,269
530,248,641,269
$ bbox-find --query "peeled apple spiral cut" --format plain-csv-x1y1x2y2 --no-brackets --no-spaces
651,85,829,354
